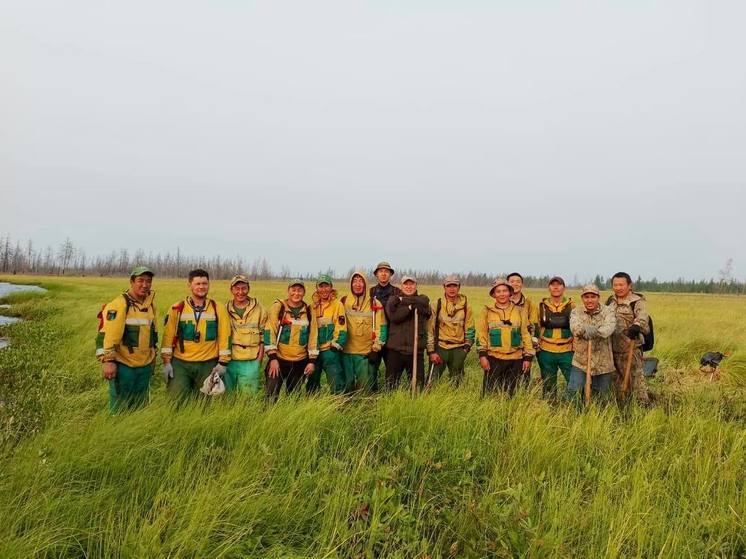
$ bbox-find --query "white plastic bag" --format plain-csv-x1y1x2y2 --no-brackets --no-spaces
200,371,226,396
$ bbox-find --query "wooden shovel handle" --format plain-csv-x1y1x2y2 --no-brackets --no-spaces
584,340,592,406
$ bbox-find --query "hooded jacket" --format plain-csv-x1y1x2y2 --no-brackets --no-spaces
569,304,616,374
512,292,540,335
607,292,649,354
226,297,267,361
426,294,475,352
385,292,431,355
341,271,387,355
98,291,157,367
311,289,348,351
476,302,535,360
263,299,319,362
161,297,232,363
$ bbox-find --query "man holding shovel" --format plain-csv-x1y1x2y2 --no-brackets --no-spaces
564,284,616,405
607,272,651,405
384,276,431,392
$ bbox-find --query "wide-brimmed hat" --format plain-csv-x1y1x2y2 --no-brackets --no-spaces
489,277,513,296
373,261,395,275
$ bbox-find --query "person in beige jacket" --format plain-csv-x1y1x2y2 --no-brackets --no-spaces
564,284,616,403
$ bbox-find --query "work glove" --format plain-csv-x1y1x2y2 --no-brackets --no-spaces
367,350,380,363
531,336,540,350
162,362,174,384
626,324,642,339
584,325,599,339
429,352,443,365
211,363,227,377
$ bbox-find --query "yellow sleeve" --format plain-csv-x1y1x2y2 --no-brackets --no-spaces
217,302,232,363
465,303,475,347
476,309,488,356
426,303,436,353
100,297,127,362
264,302,281,354
374,299,386,351
308,310,319,360
258,305,268,343
332,301,348,349
160,304,179,361
520,307,535,357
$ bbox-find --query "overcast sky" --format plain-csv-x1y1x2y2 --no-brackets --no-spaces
2,1,744,281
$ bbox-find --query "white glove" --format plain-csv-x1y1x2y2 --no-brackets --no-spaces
211,363,227,377
162,363,174,383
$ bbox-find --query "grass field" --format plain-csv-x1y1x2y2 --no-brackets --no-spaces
0,275,744,558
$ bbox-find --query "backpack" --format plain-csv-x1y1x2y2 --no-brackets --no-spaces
606,295,654,352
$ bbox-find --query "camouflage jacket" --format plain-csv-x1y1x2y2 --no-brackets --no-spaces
607,292,649,353
569,305,616,375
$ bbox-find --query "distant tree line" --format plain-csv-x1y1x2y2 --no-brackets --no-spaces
1,235,744,294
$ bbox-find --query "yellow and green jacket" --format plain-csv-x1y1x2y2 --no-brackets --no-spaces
513,293,540,336
426,294,475,352
161,298,232,363
340,271,387,355
538,297,575,353
264,299,319,362
97,291,157,368
476,302,535,360
311,290,348,351
226,298,267,361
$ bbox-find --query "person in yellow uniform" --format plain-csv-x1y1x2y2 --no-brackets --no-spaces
97,266,158,412
536,276,576,397
477,278,535,396
307,275,347,394
161,269,231,400
426,275,475,387
508,272,540,343
263,279,319,400
225,274,267,395
340,270,387,393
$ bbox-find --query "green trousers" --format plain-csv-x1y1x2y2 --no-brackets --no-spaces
341,353,377,393
225,359,261,395
537,350,573,395
109,363,153,413
168,357,217,400
430,346,468,386
307,349,345,394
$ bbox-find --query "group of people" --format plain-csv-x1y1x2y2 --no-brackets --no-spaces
96,262,652,412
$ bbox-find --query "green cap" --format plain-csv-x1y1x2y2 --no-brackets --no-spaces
288,279,306,289
130,266,154,278
316,274,333,286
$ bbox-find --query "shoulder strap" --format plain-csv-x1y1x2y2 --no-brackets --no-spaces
462,297,468,345
434,298,442,349
605,296,614,306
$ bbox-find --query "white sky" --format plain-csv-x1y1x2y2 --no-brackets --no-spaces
2,0,745,280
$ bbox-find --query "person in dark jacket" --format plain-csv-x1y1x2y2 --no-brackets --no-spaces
384,275,431,391
369,261,402,390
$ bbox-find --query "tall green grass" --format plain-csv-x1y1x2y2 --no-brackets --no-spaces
0,276,744,557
